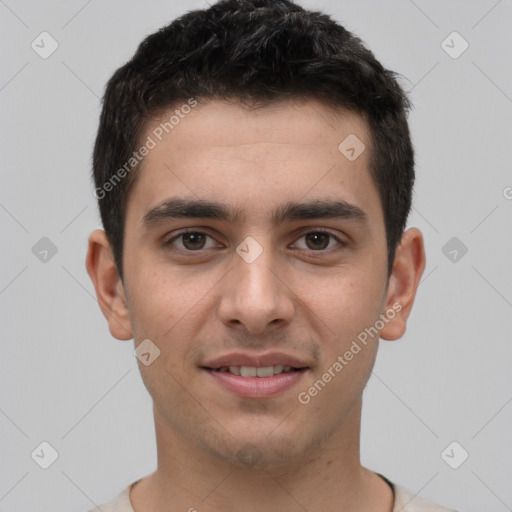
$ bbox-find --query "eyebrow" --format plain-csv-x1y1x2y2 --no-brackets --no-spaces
142,197,369,230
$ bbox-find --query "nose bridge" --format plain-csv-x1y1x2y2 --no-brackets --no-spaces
218,234,294,333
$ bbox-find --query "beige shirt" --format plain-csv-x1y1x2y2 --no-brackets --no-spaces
87,475,457,512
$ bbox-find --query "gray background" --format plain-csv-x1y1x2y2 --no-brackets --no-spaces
1,0,511,511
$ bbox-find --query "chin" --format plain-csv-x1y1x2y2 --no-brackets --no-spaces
201,427,317,470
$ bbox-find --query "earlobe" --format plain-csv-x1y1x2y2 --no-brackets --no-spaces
379,228,426,341
85,229,133,341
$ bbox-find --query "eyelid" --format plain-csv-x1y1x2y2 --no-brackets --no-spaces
164,228,220,249
290,228,344,250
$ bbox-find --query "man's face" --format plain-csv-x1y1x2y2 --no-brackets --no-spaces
118,99,395,466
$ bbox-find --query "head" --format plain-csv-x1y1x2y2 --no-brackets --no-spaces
87,0,425,469
92,0,415,282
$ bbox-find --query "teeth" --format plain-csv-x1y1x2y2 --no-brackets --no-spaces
256,366,274,377
216,364,297,377
240,366,257,377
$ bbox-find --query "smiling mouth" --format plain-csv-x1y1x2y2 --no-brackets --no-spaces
204,365,306,377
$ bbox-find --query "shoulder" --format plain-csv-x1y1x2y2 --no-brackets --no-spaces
86,483,135,512
86,477,459,512
392,483,458,512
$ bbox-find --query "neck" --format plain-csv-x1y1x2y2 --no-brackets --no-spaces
130,398,394,512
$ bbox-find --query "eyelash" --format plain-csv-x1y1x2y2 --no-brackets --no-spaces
163,228,345,255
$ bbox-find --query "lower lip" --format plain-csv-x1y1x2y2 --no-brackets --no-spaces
204,368,307,398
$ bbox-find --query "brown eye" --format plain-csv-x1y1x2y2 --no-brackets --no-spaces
180,232,207,250
165,231,217,251
304,232,330,250
294,231,341,251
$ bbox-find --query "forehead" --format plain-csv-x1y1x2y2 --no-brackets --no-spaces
126,98,383,230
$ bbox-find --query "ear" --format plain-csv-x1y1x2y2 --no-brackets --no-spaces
85,229,133,340
379,227,426,341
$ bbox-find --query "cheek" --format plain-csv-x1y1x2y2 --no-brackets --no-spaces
127,270,211,372
127,266,197,333
299,269,384,342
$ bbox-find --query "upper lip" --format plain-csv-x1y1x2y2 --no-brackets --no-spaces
202,352,310,369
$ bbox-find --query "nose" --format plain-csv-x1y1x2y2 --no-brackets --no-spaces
217,239,295,336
